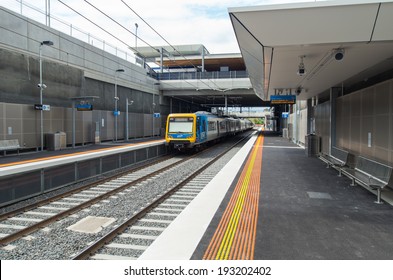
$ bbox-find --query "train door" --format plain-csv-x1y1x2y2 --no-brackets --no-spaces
196,116,207,143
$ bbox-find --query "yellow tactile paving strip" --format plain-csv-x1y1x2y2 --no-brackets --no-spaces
0,140,163,169
203,133,264,260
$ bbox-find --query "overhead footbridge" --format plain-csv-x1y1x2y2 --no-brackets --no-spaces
133,44,267,108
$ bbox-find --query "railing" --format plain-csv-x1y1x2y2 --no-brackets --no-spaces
156,70,249,80
3,0,137,65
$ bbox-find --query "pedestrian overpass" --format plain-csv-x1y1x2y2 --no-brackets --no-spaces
133,45,267,109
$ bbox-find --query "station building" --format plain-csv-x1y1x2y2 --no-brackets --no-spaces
0,0,393,170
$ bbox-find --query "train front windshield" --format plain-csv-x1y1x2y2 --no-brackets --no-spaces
168,117,194,133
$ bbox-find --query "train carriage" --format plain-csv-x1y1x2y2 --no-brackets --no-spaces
165,111,253,151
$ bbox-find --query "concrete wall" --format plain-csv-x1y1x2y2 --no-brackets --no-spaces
288,101,308,146
0,102,163,148
315,101,331,154
336,78,393,166
0,6,155,95
0,6,201,148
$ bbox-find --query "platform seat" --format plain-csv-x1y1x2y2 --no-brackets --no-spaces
319,147,349,176
341,156,393,204
0,139,21,156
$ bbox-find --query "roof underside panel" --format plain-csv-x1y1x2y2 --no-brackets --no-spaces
373,2,393,40
229,0,393,101
230,13,264,101
232,3,380,47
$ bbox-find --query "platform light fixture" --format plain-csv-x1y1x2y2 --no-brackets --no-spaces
38,40,54,151
114,69,125,142
135,23,138,49
126,98,134,141
152,102,156,137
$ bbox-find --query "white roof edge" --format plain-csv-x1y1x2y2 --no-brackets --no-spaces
228,0,393,13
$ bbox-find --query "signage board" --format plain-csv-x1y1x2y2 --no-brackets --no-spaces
76,104,93,111
113,110,120,116
34,104,50,111
270,95,296,105
282,112,289,119
153,113,160,118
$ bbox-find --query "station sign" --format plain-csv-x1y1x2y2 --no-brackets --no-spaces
113,110,120,116
153,113,160,118
34,104,50,111
282,112,289,119
76,104,93,111
270,95,296,105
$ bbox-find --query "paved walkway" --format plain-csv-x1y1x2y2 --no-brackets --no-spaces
193,132,393,259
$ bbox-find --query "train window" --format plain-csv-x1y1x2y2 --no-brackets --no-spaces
208,121,216,131
168,117,193,133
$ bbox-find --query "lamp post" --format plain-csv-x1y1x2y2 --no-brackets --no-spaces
38,40,53,151
126,98,134,141
114,69,125,142
152,102,156,137
135,23,138,49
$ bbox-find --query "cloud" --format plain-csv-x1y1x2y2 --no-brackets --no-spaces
9,0,321,54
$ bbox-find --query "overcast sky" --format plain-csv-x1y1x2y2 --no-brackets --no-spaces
5,0,321,54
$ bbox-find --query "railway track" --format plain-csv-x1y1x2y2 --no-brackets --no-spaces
0,155,185,245
0,132,252,259
73,134,251,260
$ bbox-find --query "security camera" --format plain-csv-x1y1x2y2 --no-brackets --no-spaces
114,96,119,100
297,55,306,76
295,87,302,95
37,83,47,89
334,49,345,61
297,68,306,76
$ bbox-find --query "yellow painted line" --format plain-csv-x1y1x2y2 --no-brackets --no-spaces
0,140,164,168
203,133,264,260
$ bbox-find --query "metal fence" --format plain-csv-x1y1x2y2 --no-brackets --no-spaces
156,70,249,80
3,0,137,65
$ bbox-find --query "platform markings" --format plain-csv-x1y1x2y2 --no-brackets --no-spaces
203,133,264,260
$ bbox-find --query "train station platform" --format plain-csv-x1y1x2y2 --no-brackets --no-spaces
0,137,166,207
140,131,393,260
0,137,165,168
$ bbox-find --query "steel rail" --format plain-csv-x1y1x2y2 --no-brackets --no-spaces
0,154,174,221
0,154,203,245
72,133,252,260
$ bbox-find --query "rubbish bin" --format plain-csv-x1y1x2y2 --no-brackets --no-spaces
305,134,319,157
45,132,66,151
58,132,66,149
282,128,288,139
45,133,59,151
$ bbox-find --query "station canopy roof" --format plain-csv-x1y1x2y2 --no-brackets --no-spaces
132,44,246,71
132,44,209,59
229,0,393,101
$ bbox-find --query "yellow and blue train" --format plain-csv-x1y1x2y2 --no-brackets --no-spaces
165,111,253,150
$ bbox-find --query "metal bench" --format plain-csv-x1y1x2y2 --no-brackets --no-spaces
0,139,21,156
319,147,349,176
341,156,393,204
